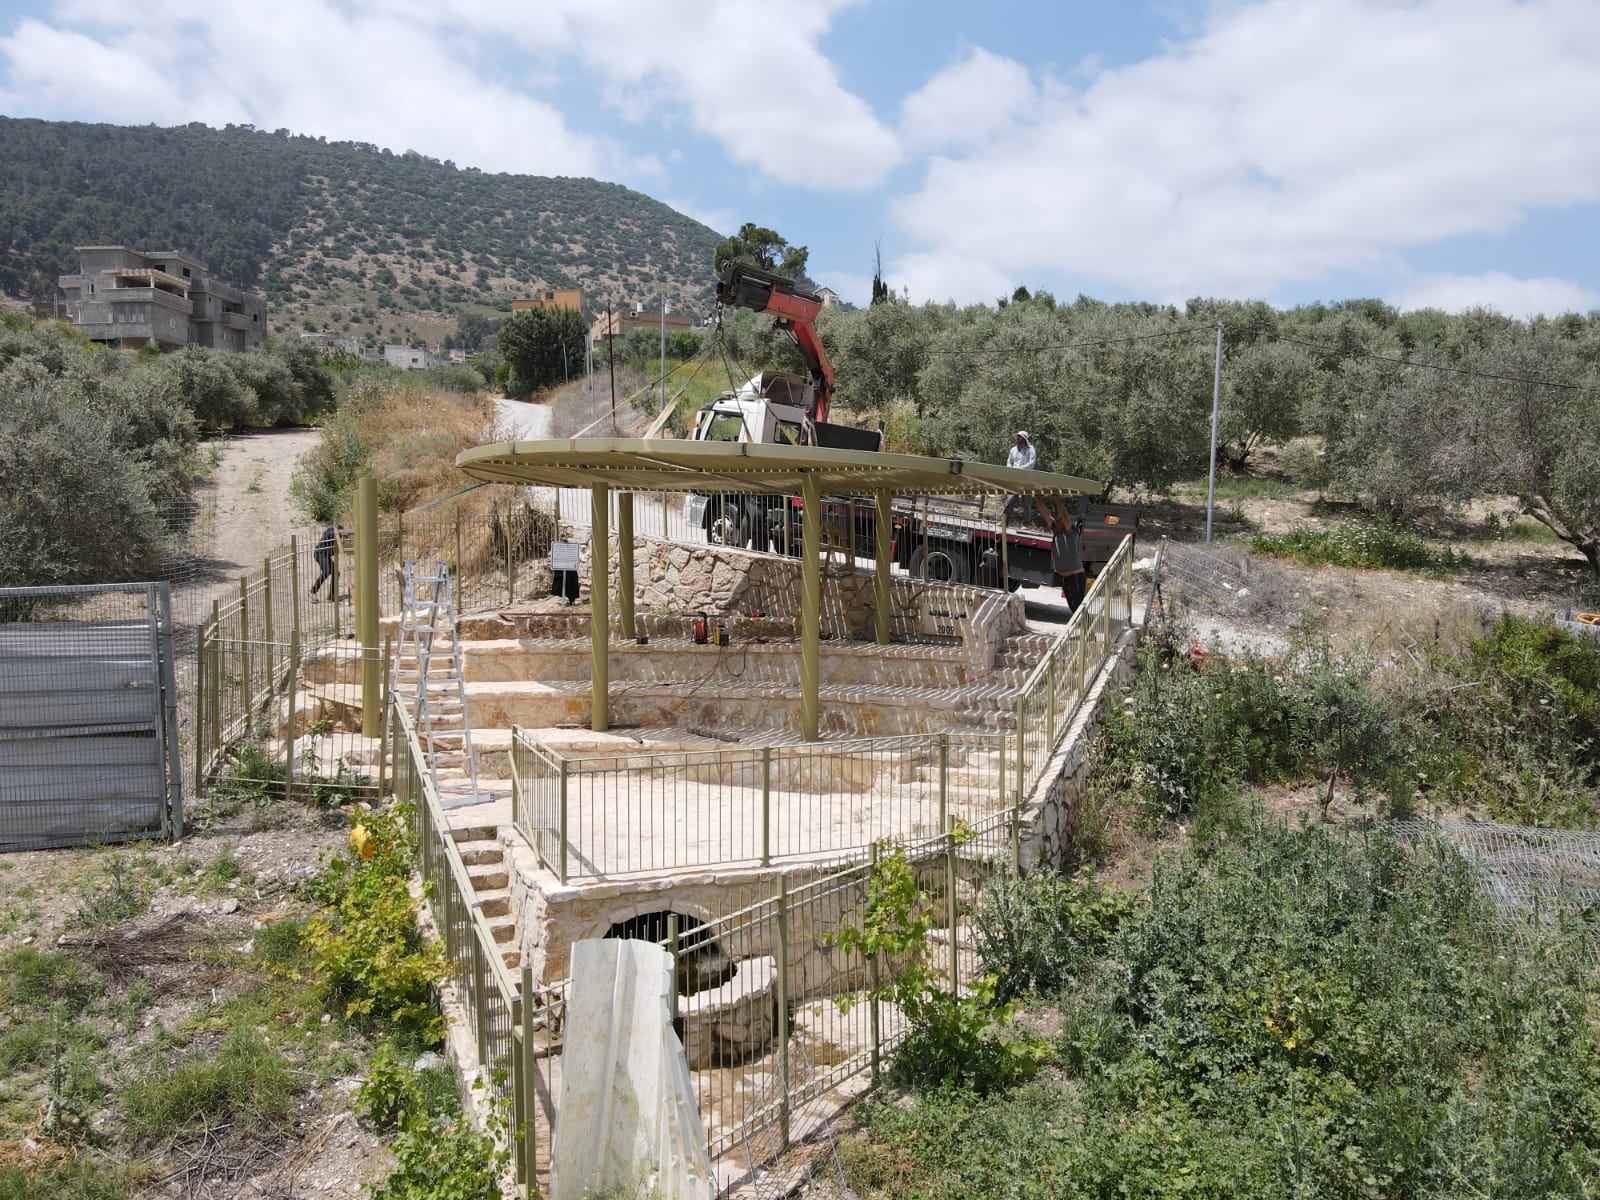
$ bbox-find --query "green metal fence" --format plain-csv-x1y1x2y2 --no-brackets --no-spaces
1013,534,1135,797
190,491,558,804
393,701,565,1196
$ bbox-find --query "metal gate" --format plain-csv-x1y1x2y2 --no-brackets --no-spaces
0,582,184,851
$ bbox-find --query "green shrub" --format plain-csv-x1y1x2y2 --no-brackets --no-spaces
209,741,288,809
302,803,445,1044
1416,614,1600,825
971,867,1133,1001
1251,521,1468,572
68,857,153,931
367,1113,503,1200
829,845,1049,1095
846,821,1600,1199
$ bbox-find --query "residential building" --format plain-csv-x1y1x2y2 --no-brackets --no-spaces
513,288,591,325
383,344,430,370
299,332,362,355
589,304,694,344
58,246,267,351
815,286,842,307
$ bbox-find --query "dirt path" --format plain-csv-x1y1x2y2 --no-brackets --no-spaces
182,428,323,617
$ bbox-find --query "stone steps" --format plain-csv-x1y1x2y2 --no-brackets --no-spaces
447,827,521,971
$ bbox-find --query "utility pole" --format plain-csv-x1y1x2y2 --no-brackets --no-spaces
606,301,617,427
659,294,667,411
1205,321,1224,546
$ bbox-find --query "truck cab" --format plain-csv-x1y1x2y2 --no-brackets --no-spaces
689,372,809,447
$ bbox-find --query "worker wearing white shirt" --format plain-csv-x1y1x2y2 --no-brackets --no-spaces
1005,431,1037,523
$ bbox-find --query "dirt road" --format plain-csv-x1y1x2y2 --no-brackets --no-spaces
183,427,322,617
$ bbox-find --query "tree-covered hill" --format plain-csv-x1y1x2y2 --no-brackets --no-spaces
0,116,722,346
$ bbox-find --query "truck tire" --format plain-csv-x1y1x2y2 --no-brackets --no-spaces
910,543,970,585
705,498,748,547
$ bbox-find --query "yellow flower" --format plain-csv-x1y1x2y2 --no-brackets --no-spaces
350,824,375,860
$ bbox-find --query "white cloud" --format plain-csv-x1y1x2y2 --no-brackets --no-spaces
1390,272,1600,319
900,47,1036,153
889,0,1600,303
0,0,901,188
0,2,621,178
552,0,901,189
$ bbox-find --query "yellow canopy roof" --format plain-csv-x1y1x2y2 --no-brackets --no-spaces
457,438,1103,498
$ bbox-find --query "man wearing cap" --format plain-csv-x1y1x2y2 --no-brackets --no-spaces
1004,431,1037,524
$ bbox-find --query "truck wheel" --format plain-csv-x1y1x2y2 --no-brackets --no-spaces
910,544,970,585
707,510,747,547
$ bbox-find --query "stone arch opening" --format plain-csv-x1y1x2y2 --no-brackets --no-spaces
605,909,733,994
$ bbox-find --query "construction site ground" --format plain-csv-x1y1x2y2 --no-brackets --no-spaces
4,422,1596,1197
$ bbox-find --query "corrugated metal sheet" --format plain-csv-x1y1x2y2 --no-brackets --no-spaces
0,585,181,850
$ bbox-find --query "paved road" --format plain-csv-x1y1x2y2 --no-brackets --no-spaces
493,396,554,441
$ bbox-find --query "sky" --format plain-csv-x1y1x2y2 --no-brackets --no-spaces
2,0,1599,317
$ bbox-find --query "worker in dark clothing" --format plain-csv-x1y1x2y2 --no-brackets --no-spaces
1035,495,1086,611
310,525,343,599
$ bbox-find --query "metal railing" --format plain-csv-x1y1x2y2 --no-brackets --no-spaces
393,701,565,1196
510,536,1137,884
1014,535,1136,797
511,731,1009,883
190,491,559,803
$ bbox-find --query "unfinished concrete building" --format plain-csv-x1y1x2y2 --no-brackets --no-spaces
58,246,267,351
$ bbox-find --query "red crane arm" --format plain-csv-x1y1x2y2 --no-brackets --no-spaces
716,261,836,427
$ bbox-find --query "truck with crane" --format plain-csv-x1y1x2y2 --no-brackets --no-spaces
682,261,1139,590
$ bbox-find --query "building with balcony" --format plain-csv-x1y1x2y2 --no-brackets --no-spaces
589,304,694,344
512,287,590,325
58,246,267,352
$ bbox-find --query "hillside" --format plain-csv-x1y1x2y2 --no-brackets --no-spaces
0,116,723,347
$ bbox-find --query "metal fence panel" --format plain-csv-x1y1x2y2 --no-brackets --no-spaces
0,582,181,850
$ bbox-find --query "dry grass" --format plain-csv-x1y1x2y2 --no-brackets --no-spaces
354,379,495,514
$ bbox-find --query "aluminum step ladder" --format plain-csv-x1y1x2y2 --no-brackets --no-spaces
395,560,486,809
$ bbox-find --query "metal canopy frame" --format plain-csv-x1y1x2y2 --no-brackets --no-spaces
455,439,1103,741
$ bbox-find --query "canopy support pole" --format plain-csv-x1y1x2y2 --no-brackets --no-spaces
618,492,635,640
590,484,610,732
874,489,892,646
801,475,821,742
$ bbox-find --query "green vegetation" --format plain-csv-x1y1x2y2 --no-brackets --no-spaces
829,846,1050,1095
0,795,464,1199
1250,522,1470,573
712,221,811,283
122,1025,296,1145
843,612,1600,1196
0,314,336,588
303,803,446,1044
846,820,1600,1200
497,305,588,396
1093,615,1600,828
0,116,721,344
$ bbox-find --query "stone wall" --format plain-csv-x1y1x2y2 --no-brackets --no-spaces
592,536,1026,650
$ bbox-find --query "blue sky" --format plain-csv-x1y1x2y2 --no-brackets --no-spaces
2,0,1598,317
